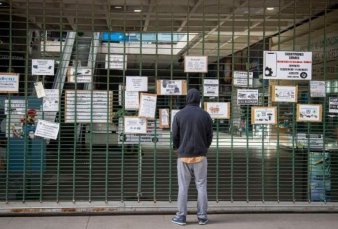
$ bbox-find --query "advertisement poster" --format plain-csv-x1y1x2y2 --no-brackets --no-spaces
233,71,253,87
67,67,92,83
203,79,219,97
34,81,46,98
204,102,230,119
32,59,55,75
237,89,258,105
329,97,338,113
138,93,157,119
251,107,277,124
309,152,331,201
159,109,169,128
105,54,127,70
263,51,312,80
124,116,147,134
184,56,208,73
0,73,19,93
34,120,60,140
157,80,187,95
271,85,298,103
125,91,139,110
310,81,326,97
297,104,322,122
126,76,148,92
43,89,59,111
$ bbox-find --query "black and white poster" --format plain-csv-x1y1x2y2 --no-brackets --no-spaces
65,90,113,123
138,93,157,119
237,89,258,105
68,67,92,83
203,79,219,97
233,71,253,87
329,97,338,113
158,80,185,95
124,117,147,134
125,91,139,110
34,120,60,140
43,89,59,111
263,51,312,80
32,59,55,75
126,76,148,92
105,54,127,70
271,85,297,103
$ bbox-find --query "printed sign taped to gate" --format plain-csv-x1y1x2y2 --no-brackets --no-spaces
263,51,312,80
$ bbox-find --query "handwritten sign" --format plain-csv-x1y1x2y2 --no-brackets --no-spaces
138,93,157,119
184,56,208,73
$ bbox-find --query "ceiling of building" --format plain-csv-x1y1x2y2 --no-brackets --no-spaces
3,0,338,67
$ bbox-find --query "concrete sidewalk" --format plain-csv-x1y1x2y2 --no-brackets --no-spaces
0,213,337,229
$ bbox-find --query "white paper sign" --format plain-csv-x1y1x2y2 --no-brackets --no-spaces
263,51,312,80
272,85,297,103
159,109,169,128
65,90,113,123
34,119,60,140
105,54,127,70
184,56,208,73
125,91,139,110
159,80,183,95
43,89,59,111
34,81,46,98
203,79,219,97
0,73,19,93
124,117,147,134
252,107,277,124
118,119,163,144
297,104,322,122
237,89,258,105
126,76,148,92
233,71,253,87
138,93,157,119
68,67,92,83
205,102,230,119
329,97,338,113
310,81,326,97
32,59,55,75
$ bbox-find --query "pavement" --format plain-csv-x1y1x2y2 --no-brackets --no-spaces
0,213,338,229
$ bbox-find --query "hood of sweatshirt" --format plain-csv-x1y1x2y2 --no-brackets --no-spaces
186,88,201,105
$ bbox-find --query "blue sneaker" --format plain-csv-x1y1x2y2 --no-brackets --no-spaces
198,218,208,225
171,216,186,226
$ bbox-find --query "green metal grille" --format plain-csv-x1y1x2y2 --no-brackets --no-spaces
0,0,337,210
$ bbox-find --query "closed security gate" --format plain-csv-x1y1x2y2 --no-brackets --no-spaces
0,0,338,214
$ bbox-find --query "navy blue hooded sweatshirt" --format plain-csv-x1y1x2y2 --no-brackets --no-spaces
172,88,213,157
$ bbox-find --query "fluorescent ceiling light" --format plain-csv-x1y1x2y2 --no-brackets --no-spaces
266,7,274,11
134,9,142,13
114,6,122,9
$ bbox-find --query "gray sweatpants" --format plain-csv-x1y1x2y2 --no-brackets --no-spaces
176,158,208,219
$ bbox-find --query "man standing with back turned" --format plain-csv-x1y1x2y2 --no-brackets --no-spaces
171,88,213,226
